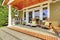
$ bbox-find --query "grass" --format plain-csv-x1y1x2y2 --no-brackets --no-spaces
0,26,5,29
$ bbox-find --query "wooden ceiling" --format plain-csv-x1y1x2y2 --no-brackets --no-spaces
3,0,47,10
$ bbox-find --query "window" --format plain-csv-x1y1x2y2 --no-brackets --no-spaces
43,7,48,20
34,10,40,23
34,10,40,19
28,11,32,23
24,12,26,20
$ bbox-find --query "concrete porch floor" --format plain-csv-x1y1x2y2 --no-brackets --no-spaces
7,25,59,40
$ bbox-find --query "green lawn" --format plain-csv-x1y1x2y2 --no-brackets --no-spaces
0,26,4,28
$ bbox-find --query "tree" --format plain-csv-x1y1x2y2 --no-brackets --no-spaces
0,0,8,26
0,0,16,26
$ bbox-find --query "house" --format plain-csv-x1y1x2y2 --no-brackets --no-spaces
2,0,60,26
2,0,60,40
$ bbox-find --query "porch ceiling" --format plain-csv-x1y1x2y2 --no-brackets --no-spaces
3,0,47,10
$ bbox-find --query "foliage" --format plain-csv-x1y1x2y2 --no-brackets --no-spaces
0,0,15,27
11,8,15,18
0,0,8,26
0,6,8,26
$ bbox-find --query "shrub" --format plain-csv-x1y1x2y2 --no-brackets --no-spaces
0,5,8,27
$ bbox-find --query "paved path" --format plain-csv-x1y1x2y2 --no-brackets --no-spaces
0,27,40,40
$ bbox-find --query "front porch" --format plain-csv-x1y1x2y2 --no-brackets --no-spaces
8,25,59,40
2,0,60,40
0,27,40,40
7,1,60,40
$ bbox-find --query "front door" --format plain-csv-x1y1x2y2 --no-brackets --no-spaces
28,11,32,23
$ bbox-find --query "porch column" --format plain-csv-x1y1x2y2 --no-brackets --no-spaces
48,3,50,18
8,5,12,26
40,5,43,20
33,10,35,19
26,9,28,24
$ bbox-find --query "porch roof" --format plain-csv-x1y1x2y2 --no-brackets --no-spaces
2,0,9,5
3,0,47,10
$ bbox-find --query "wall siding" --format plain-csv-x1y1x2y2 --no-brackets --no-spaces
50,1,60,25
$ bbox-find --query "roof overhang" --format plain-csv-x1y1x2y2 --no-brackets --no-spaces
2,0,47,10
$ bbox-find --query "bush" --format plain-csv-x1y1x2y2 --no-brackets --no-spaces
0,0,15,27
0,11,8,26
0,5,8,27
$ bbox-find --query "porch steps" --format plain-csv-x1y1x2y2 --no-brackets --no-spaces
8,26,58,40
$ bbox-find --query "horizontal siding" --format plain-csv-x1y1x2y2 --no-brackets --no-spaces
50,1,60,25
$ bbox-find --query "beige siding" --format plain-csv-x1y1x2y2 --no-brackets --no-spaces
50,1,60,25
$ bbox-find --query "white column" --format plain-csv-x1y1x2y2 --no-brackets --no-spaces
32,10,35,19
8,5,12,26
48,3,50,18
23,11,24,21
26,10,28,24
40,5,43,20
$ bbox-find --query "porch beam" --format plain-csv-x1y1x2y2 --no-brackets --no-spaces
40,5,43,20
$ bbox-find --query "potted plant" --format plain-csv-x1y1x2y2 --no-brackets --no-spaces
22,20,26,25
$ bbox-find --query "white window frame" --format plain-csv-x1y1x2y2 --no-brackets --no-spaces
23,2,50,24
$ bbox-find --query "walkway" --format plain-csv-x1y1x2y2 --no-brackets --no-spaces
0,27,40,40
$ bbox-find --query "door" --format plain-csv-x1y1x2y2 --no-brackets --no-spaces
34,10,40,23
28,11,32,23
34,10,40,19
